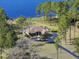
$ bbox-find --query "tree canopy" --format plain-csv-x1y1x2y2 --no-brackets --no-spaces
0,8,17,48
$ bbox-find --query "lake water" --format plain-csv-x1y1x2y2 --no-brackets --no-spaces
0,0,63,18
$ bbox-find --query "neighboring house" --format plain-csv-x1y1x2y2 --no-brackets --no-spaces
21,26,49,37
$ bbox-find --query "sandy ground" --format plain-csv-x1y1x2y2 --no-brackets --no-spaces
35,43,76,59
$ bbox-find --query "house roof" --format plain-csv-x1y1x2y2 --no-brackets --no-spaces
22,26,48,33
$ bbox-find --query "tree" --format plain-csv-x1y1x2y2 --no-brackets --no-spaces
0,8,17,59
0,9,8,59
36,1,76,59
5,31,16,48
65,0,79,43
16,16,26,24
0,8,9,19
36,2,55,21
0,13,9,47
36,1,69,59
15,16,28,30
0,8,16,48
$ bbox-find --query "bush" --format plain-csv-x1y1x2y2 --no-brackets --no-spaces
7,38,32,59
77,24,79,28
73,37,79,54
51,27,59,33
7,38,52,59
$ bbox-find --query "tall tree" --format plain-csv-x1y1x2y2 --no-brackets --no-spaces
0,8,17,59
36,0,79,58
36,2,56,21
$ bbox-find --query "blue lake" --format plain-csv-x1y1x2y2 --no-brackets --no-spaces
0,0,63,18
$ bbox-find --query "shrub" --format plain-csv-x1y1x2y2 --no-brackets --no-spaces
73,37,79,55
77,23,79,28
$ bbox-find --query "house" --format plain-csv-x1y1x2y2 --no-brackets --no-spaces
21,26,49,37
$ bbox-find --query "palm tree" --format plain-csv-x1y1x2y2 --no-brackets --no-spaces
36,1,70,59
36,0,79,56
66,0,79,43
36,2,57,21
